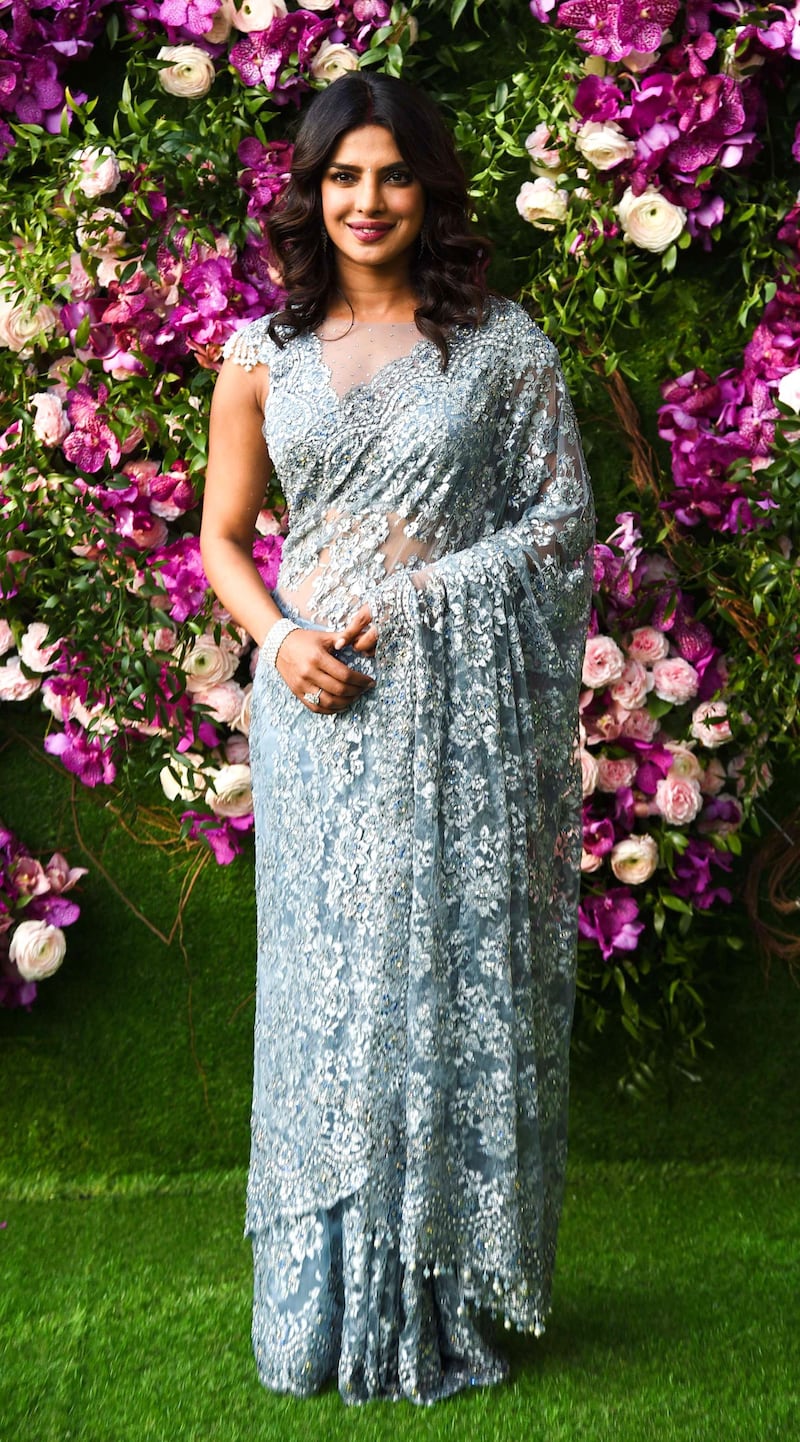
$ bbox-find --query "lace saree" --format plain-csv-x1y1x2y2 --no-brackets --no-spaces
223,299,594,1404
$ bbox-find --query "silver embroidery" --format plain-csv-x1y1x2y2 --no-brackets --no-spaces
224,299,595,1403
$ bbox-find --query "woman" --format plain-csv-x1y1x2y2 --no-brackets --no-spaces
201,71,594,1406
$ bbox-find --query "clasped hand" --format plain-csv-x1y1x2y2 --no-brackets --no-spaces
275,603,377,713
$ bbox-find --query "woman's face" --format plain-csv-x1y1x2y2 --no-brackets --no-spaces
320,124,425,276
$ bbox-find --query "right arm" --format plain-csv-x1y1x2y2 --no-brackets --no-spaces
200,356,374,712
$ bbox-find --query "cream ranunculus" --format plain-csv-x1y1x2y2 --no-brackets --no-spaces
310,41,360,83
9,919,67,981
615,185,687,253
159,751,207,804
515,177,569,230
575,121,635,171
158,45,216,99
777,367,800,412
0,300,58,354
181,635,238,690
205,763,254,818
610,834,659,885
226,0,288,30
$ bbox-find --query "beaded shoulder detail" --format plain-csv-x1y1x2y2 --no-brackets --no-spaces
222,315,278,372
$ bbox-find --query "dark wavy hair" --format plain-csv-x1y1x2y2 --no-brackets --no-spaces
266,72,492,368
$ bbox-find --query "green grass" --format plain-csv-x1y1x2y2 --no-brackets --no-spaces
1,721,799,1440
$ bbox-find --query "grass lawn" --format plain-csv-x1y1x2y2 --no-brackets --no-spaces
1,723,798,1441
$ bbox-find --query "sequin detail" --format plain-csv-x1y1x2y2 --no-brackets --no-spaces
225,299,595,1403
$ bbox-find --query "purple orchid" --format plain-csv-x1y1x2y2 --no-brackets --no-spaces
578,888,646,960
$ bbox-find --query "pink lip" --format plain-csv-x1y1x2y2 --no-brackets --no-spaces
347,223,393,243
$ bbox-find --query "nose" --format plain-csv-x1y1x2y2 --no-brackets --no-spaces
354,171,383,214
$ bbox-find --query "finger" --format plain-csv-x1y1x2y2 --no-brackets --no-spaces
350,623,378,654
317,653,375,692
334,604,374,648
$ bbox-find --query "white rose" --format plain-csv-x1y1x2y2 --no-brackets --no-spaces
300,0,335,8
610,834,659,885
158,46,216,99
615,185,687,253
159,751,207,803
30,392,71,446
205,763,254,818
0,300,58,354
310,41,360,83
226,0,287,29
515,177,569,230
72,146,121,198
575,121,635,171
9,920,67,981
777,367,800,413
181,635,238,690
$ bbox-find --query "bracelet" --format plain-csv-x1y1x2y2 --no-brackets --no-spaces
261,616,299,670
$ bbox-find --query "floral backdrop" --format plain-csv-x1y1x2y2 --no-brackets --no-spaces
1,0,798,1084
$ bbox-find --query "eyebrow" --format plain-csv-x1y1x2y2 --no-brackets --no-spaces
325,161,411,174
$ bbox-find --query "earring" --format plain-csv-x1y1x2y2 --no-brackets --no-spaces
418,226,430,257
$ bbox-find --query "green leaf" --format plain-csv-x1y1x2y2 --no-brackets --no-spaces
592,286,606,311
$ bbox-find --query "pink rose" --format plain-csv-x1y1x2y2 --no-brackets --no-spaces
0,618,13,656
233,683,253,737
610,834,659,884
30,392,71,446
72,146,121,198
626,626,669,664
651,657,700,705
18,622,61,674
190,680,245,725
617,705,659,742
690,700,732,748
654,774,703,825
582,634,626,689
580,747,599,796
610,659,652,711
0,656,41,701
699,757,727,796
580,849,604,873
225,734,250,764
596,755,639,793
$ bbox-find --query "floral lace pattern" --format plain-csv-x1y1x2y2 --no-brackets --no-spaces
224,299,594,1403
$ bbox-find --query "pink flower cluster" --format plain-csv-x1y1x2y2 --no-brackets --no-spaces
58,207,282,380
131,0,399,106
658,205,800,531
578,513,746,961
530,1,797,244
0,0,112,161
0,820,86,1009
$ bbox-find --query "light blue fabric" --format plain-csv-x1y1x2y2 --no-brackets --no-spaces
224,299,594,1404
